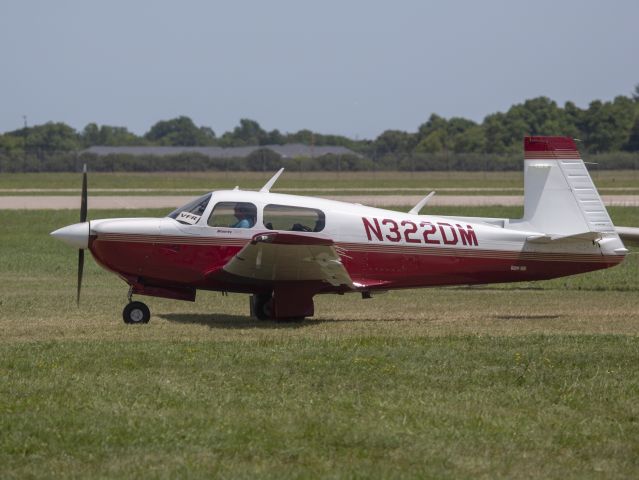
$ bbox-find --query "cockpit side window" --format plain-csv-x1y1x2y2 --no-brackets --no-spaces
263,204,325,232
208,202,257,229
167,193,212,225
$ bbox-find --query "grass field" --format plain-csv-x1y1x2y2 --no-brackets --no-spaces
1,207,639,478
1,170,639,196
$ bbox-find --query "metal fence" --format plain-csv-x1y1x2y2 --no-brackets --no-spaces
1,150,638,173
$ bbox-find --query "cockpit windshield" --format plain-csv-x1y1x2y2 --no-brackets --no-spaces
167,193,212,225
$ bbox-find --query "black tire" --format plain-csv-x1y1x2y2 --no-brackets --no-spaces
253,293,273,321
123,301,150,324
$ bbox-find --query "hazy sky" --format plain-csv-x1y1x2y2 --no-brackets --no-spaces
1,0,638,139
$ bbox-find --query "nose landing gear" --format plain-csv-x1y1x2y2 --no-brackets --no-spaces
123,288,150,324
123,301,150,324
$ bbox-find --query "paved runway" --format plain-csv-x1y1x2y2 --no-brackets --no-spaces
2,195,639,209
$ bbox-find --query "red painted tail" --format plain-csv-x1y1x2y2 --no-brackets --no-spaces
524,136,581,160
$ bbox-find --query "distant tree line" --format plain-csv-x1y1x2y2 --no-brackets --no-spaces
1,85,638,172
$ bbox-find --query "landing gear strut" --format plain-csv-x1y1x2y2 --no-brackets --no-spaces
251,293,273,321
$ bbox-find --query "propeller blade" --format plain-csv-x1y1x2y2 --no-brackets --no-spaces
77,249,84,306
80,164,88,223
78,164,87,306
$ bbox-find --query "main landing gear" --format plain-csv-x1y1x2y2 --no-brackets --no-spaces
250,291,311,322
123,288,150,324
251,293,274,321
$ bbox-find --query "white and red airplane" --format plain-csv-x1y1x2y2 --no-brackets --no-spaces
51,136,638,324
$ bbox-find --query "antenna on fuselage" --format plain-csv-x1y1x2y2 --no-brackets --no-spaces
259,168,285,193
408,191,436,215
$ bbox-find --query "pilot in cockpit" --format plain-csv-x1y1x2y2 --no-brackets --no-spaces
231,204,255,228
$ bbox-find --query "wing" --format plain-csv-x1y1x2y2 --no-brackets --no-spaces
222,232,355,288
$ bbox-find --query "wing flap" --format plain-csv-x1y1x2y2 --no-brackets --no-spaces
223,232,355,288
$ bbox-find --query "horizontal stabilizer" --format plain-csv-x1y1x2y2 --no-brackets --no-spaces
616,226,639,246
526,231,601,244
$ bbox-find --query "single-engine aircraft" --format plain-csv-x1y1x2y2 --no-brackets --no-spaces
51,136,639,324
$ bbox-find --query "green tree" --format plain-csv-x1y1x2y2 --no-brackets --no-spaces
482,112,509,153
265,129,285,145
219,119,266,146
582,96,636,152
451,125,485,153
445,117,481,153
504,97,576,146
564,101,585,135
82,123,144,147
414,130,446,153
623,116,639,151
199,126,217,144
481,97,581,153
417,114,448,141
413,114,450,153
622,101,639,151
8,122,80,153
145,116,215,146
0,133,25,153
284,129,314,145
373,130,415,156
413,115,480,154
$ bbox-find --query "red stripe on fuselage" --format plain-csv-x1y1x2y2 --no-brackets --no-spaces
336,242,614,263
340,249,622,289
89,235,624,294
98,232,246,246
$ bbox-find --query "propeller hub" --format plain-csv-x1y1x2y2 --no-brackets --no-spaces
50,222,90,249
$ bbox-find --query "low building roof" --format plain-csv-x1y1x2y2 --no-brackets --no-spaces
82,144,358,158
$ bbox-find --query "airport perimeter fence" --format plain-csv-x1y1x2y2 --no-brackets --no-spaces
1,150,639,173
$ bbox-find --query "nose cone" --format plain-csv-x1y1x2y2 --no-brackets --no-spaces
50,222,90,249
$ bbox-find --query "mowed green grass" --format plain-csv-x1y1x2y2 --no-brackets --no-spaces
1,208,639,479
1,170,639,194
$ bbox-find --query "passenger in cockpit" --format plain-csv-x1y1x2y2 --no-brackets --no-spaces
231,204,255,228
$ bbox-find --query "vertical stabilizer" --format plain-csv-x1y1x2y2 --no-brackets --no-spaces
521,136,614,236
